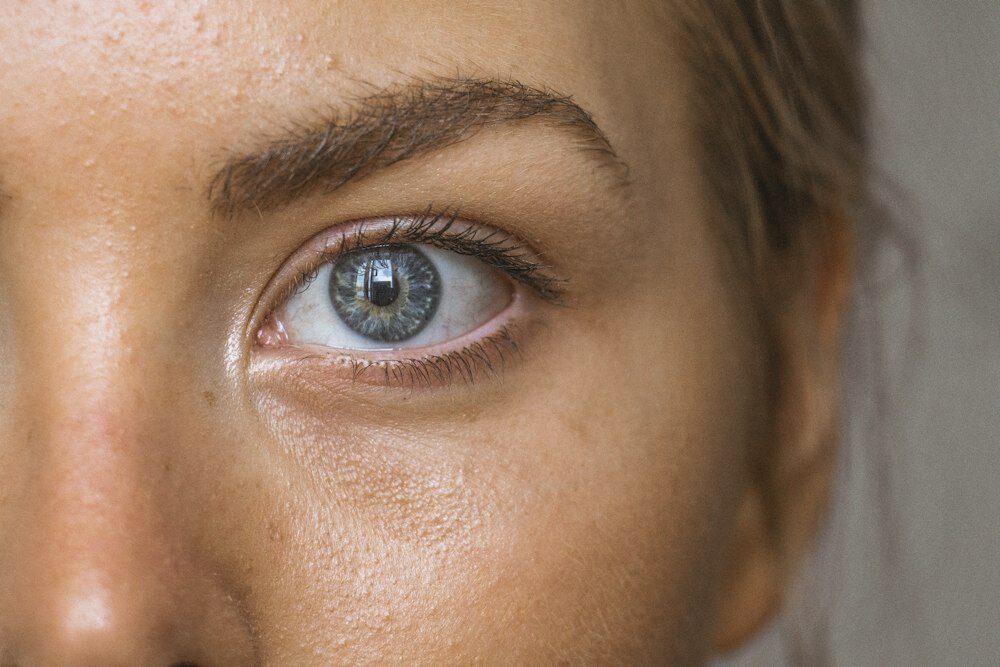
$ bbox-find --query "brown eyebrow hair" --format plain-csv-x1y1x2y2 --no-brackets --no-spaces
208,77,626,218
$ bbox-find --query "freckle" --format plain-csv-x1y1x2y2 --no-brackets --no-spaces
267,519,283,543
202,390,217,407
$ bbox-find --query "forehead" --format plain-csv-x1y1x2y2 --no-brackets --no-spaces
0,2,674,171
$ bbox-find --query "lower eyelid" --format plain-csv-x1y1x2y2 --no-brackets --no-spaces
275,286,528,360
251,289,538,389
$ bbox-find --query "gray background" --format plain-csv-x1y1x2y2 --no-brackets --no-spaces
723,1,1000,665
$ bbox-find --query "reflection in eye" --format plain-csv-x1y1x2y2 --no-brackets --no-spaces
330,245,441,343
280,244,511,350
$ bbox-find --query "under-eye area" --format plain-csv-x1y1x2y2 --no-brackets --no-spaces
252,210,565,388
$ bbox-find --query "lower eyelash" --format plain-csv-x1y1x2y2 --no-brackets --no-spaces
347,325,521,388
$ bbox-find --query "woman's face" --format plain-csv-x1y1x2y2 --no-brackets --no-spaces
0,2,786,664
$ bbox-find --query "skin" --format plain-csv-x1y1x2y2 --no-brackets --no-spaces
0,1,850,665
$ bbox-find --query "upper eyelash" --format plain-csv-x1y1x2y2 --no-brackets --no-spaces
274,208,567,313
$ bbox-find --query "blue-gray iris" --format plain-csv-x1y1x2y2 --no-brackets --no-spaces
329,245,441,342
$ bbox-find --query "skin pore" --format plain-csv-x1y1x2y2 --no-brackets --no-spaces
0,2,849,665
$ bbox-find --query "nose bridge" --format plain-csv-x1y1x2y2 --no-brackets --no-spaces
16,272,169,590
23,388,160,576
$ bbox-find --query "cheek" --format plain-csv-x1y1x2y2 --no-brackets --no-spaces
219,388,526,663
227,263,760,664
478,301,759,662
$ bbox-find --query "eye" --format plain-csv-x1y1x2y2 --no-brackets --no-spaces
273,243,510,351
251,214,566,387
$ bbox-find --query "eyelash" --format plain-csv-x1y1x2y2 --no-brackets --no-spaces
282,324,523,389
255,209,563,388
277,208,564,306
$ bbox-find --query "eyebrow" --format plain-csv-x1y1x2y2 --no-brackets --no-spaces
208,77,626,218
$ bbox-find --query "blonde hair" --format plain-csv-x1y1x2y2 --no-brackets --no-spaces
673,0,867,268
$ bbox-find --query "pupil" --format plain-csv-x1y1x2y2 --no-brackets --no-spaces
361,257,399,307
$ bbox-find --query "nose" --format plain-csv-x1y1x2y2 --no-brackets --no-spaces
0,396,255,666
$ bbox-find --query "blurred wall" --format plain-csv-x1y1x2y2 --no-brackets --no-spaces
861,1,1000,665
